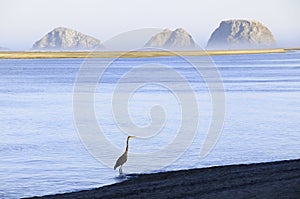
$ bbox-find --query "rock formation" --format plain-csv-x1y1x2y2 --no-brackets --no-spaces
32,27,103,50
206,20,276,49
145,28,197,49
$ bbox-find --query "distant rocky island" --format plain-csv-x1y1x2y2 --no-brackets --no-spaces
144,28,197,49
32,27,103,50
4,19,278,51
207,20,276,49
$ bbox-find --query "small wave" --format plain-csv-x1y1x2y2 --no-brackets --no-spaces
0,143,39,153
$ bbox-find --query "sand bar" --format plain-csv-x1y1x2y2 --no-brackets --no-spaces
0,48,289,59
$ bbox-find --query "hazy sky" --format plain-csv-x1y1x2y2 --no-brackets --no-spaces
1,0,299,50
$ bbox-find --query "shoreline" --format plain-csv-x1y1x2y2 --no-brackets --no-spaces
27,159,300,199
0,48,291,59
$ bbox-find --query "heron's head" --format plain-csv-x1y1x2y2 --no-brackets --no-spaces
126,136,135,142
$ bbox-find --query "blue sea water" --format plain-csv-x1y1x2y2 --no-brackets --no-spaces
0,52,300,198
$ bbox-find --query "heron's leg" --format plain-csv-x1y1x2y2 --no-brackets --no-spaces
119,165,123,174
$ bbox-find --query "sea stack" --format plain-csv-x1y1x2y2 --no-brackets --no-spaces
32,27,103,50
145,28,197,50
206,20,276,50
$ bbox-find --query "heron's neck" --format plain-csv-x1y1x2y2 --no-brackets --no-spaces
125,137,130,153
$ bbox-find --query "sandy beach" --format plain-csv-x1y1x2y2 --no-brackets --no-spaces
26,159,300,199
0,48,289,59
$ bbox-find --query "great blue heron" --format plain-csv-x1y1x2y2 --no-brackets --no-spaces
114,136,135,174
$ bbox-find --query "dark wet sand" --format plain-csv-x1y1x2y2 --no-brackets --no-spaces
27,159,300,199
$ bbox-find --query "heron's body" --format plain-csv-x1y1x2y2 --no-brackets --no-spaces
114,136,134,174
114,152,127,170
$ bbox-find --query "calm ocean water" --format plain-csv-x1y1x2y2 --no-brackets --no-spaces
0,52,300,198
